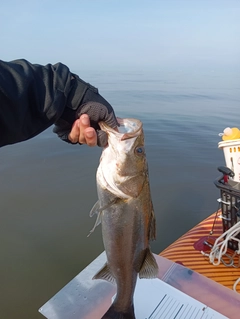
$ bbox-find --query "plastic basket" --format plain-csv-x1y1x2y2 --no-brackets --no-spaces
218,139,240,182
214,168,240,251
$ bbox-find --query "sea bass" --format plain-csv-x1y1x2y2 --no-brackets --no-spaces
89,118,158,319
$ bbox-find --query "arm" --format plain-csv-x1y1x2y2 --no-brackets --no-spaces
0,59,118,147
0,59,74,146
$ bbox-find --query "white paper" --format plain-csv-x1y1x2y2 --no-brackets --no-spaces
112,278,229,319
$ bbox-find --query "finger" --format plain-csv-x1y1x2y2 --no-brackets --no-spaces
79,114,90,144
84,128,97,147
68,119,80,144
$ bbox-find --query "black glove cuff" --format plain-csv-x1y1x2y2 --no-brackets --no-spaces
66,75,89,110
60,75,92,124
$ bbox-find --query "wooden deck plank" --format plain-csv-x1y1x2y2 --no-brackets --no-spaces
159,212,240,291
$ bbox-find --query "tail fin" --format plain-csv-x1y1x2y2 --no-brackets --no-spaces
101,304,135,319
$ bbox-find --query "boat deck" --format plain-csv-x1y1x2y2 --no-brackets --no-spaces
159,211,240,292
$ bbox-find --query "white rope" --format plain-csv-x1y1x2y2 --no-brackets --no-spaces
208,221,240,266
200,221,240,293
233,277,240,293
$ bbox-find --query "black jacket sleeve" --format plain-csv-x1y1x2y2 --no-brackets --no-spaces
0,59,87,147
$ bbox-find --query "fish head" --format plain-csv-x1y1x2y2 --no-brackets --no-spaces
98,118,148,198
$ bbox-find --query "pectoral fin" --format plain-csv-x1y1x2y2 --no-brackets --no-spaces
139,248,158,279
87,212,102,237
90,199,118,217
89,201,101,217
93,262,115,284
88,199,118,236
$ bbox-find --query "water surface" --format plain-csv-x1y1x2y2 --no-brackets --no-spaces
0,68,239,319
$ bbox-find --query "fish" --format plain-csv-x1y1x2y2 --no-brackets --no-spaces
89,118,158,319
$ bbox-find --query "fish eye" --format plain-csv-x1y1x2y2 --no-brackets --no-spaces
135,146,144,155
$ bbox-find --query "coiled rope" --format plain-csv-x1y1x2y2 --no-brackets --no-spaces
201,221,240,292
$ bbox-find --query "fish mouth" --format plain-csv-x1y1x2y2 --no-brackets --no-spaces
99,118,143,140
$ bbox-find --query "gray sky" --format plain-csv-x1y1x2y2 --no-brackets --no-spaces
1,0,239,72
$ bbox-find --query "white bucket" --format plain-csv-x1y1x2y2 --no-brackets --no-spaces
218,139,240,182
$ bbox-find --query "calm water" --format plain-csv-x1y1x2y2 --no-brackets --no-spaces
0,67,239,319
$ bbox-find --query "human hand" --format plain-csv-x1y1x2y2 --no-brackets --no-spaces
54,75,118,146
53,101,118,147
